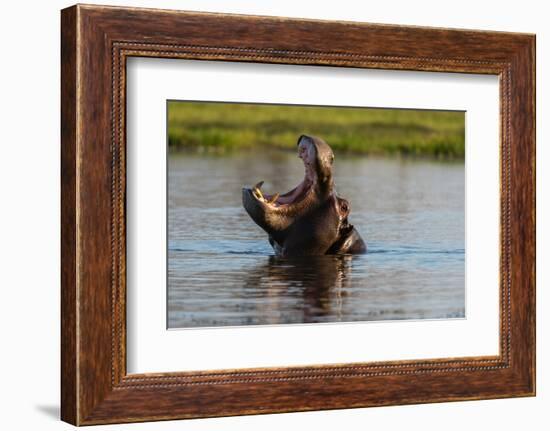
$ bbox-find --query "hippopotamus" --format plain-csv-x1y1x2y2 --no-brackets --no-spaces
242,135,366,257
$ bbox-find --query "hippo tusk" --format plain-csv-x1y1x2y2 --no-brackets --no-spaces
253,181,265,200
268,193,280,204
253,185,265,201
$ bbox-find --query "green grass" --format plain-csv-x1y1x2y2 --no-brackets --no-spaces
167,101,465,158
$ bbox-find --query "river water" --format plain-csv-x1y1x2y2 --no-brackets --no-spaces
168,151,465,329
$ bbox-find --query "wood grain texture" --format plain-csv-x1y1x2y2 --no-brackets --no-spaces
60,4,536,425
60,5,78,425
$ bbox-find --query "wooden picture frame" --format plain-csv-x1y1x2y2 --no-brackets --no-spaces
61,4,535,425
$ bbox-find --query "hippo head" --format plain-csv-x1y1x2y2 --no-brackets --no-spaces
242,135,366,257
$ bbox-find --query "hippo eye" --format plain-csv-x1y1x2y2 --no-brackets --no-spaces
341,202,348,212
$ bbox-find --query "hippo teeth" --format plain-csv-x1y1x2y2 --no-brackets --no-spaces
253,181,265,200
268,193,280,204
253,188,264,200
251,181,280,205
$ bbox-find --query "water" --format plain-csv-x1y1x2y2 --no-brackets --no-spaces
168,151,465,328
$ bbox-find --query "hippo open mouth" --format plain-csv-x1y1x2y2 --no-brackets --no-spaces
250,175,313,208
247,137,319,209
242,135,366,257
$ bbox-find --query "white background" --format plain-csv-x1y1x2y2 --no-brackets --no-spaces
127,59,500,373
0,0,547,430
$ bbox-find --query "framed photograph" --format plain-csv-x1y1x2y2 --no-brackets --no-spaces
61,4,535,425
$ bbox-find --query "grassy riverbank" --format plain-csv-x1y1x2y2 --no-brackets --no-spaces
167,101,465,158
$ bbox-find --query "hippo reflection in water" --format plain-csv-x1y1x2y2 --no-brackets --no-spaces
244,255,354,324
242,135,366,257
